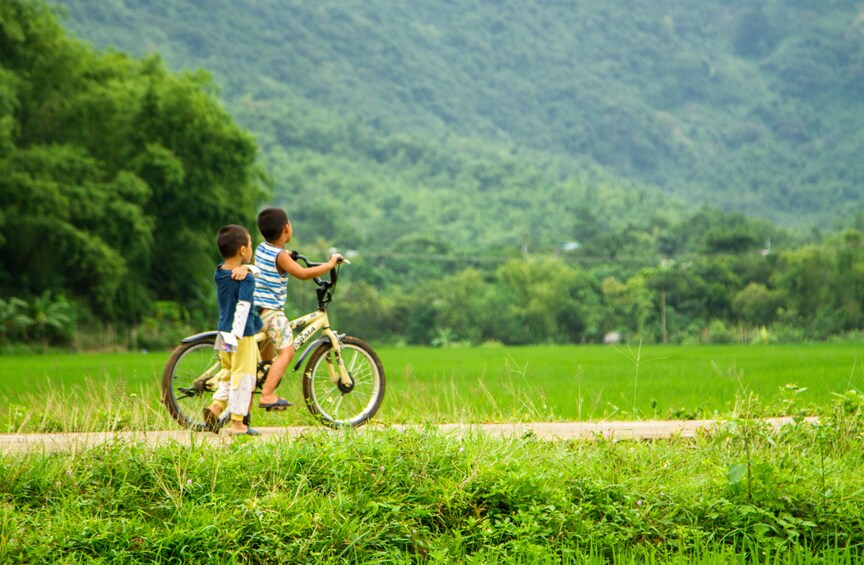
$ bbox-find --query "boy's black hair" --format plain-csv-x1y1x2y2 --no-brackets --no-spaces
216,225,250,258
257,207,290,242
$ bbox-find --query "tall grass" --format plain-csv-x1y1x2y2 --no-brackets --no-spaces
3,402,864,563
2,377,170,434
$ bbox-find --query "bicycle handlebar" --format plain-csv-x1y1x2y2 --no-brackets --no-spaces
291,251,346,292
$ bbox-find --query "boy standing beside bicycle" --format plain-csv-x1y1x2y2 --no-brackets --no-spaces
204,225,263,436
252,207,343,410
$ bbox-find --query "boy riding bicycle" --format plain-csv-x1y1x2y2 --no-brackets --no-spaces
161,221,386,431
252,208,342,409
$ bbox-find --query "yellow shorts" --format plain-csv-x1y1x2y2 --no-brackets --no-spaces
219,335,260,388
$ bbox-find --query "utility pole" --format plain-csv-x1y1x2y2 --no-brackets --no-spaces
660,291,667,344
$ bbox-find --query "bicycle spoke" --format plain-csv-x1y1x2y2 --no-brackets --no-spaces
346,351,362,374
320,384,340,399
304,338,384,427
331,394,345,417
351,368,374,383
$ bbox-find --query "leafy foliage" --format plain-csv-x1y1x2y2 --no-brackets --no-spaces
0,1,267,324
54,0,864,228
3,1,864,345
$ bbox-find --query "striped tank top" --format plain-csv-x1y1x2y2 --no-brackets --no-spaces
253,241,290,310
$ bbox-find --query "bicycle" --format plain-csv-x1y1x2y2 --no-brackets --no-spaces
161,252,385,430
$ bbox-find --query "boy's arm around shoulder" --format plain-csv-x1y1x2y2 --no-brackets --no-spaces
276,251,343,280
231,264,260,281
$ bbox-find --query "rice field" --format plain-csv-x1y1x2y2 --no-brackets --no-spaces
1,343,862,433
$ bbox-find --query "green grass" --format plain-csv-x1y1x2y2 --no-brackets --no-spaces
3,344,864,563
1,344,863,433
385,343,864,422
3,417,864,563
1,351,163,388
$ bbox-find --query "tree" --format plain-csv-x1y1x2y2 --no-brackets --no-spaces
0,1,268,325
0,297,28,344
732,282,784,326
21,291,76,345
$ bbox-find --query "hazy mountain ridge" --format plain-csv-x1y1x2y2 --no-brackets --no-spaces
54,0,864,228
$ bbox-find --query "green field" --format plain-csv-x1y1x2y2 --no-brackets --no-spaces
1,344,862,433
4,344,864,563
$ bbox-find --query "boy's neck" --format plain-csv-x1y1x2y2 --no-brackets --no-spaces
221,257,244,269
267,238,288,248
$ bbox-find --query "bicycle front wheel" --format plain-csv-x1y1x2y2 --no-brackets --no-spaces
302,336,385,428
162,337,228,431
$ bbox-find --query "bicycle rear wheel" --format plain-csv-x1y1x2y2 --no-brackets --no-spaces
302,336,385,428
162,337,228,431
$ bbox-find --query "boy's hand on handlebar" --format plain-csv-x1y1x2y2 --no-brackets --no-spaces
329,253,345,266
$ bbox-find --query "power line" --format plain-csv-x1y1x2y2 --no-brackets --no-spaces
346,249,774,266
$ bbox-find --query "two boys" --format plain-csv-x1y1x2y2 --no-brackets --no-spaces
206,209,342,434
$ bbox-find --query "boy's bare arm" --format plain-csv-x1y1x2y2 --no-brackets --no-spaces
231,264,260,280
276,252,342,280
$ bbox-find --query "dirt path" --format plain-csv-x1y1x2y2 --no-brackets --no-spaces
0,417,817,454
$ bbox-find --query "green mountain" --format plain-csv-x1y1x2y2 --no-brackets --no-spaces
7,0,864,346
53,0,864,238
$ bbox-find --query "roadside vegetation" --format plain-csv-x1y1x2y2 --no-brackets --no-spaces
4,2,864,562
3,390,864,562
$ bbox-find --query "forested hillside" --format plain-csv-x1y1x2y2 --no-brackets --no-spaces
0,1,267,338
3,1,864,348
54,0,864,229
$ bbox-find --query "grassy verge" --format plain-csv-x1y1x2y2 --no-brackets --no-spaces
3,396,864,563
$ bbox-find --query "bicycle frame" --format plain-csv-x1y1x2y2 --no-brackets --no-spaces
187,308,351,398
281,309,353,388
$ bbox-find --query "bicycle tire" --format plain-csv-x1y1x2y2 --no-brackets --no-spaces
302,335,385,428
161,337,229,431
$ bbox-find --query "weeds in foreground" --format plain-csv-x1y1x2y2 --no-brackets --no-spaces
3,392,864,563
3,377,169,434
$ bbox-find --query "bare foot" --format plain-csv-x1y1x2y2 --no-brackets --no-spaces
258,393,279,405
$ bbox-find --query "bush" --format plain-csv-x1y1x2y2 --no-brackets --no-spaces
0,293,76,346
131,301,194,351
3,420,864,562
771,323,809,343
706,319,737,344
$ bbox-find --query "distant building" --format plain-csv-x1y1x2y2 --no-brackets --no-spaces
603,331,621,345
